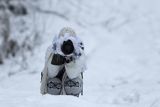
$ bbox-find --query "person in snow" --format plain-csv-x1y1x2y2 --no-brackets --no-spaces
40,27,86,97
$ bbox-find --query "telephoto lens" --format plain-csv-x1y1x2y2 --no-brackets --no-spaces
61,39,74,55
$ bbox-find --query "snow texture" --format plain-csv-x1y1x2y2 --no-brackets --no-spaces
1,0,160,107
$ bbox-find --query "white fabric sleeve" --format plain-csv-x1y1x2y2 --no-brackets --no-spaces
45,45,63,78
47,54,62,78
65,50,86,79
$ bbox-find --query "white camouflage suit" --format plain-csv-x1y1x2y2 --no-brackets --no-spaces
40,27,86,96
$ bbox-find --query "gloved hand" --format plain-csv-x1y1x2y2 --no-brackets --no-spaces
51,54,65,65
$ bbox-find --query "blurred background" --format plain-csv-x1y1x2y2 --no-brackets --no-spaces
0,0,160,107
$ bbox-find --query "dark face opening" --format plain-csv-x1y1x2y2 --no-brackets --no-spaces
61,40,74,55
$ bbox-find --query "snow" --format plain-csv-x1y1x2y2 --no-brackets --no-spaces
1,0,160,107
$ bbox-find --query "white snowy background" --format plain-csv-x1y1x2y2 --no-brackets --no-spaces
0,0,160,107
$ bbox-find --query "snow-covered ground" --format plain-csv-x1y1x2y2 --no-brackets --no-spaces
1,0,160,107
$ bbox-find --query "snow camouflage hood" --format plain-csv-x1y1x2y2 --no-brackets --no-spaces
58,27,76,37
52,27,84,59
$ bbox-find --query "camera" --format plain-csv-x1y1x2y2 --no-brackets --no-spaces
61,39,74,55
51,39,74,65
